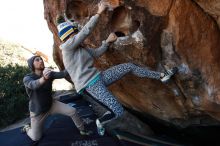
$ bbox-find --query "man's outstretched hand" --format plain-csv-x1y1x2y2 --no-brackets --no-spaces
43,68,52,80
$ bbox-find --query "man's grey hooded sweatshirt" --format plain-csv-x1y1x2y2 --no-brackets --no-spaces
23,71,68,115
60,14,109,92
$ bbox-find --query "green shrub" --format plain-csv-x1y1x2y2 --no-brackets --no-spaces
0,64,30,128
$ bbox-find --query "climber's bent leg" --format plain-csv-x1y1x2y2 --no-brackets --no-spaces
85,78,124,124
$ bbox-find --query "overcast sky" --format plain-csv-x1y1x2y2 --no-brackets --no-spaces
0,0,53,55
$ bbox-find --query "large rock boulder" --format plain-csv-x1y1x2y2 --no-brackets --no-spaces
43,0,220,127
194,0,220,29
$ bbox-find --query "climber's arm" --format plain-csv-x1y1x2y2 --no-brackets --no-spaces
61,2,107,51
86,41,109,58
87,32,117,58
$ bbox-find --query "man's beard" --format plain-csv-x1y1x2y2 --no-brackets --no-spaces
40,66,45,71
37,65,45,71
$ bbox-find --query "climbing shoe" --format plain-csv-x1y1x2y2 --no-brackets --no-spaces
80,130,93,136
161,67,178,83
21,124,30,133
96,119,105,136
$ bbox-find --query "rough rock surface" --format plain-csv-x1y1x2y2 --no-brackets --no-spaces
43,0,220,127
194,0,220,29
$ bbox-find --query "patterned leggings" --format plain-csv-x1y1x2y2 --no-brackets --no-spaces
85,63,161,125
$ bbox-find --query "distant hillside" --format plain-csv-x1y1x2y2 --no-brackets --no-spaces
0,39,31,66
0,38,57,68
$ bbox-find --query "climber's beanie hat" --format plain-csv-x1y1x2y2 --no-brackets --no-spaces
57,22,78,41
27,55,42,71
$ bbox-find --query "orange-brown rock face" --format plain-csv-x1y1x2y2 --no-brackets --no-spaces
194,0,220,29
44,0,220,127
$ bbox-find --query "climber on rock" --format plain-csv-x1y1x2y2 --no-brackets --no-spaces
22,55,92,142
56,2,177,136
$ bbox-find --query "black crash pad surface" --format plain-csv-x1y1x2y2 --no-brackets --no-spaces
0,93,182,146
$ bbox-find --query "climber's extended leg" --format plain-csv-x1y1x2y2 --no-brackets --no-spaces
101,63,177,86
